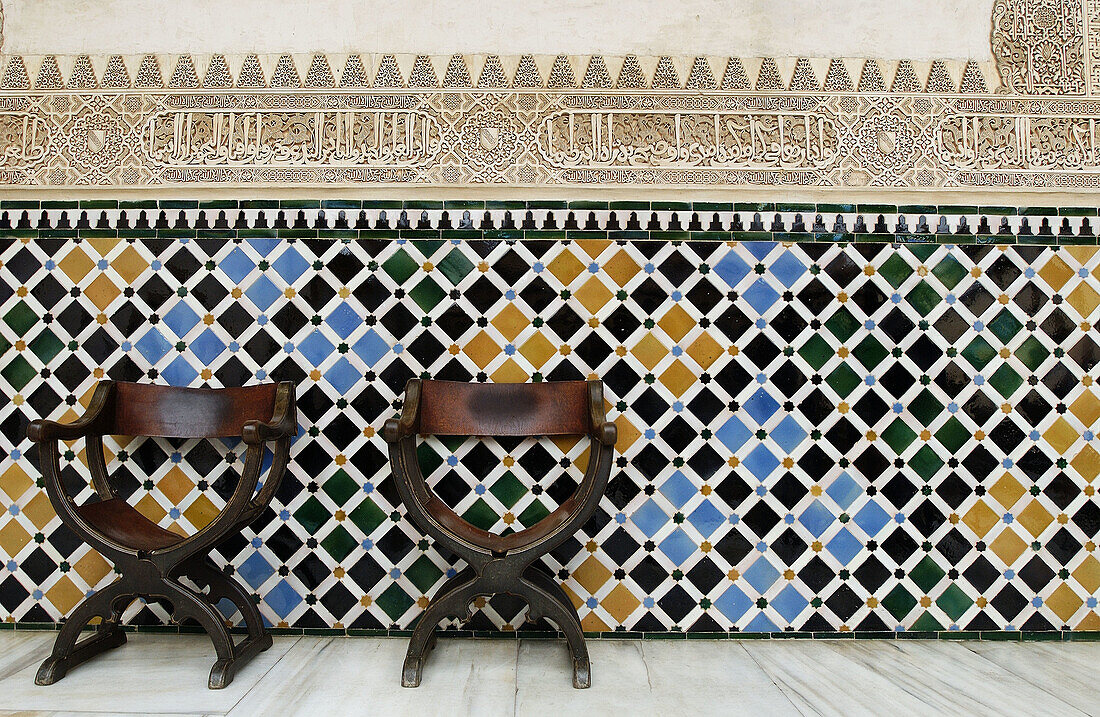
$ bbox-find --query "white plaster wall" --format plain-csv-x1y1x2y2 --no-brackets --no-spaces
3,0,994,60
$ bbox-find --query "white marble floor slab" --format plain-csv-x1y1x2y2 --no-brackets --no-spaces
0,633,1096,717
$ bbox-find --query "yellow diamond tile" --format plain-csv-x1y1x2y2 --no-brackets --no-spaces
184,493,219,530
560,581,583,610
1065,246,1098,264
491,304,528,342
1046,583,1084,623
73,549,113,587
1071,445,1100,482
580,612,610,632
0,520,32,556
574,277,613,315
631,333,669,371
84,273,121,311
519,333,556,368
1039,255,1074,291
1043,417,1078,455
601,582,641,624
86,238,120,257
1077,611,1100,630
614,415,642,452
658,304,696,343
687,333,724,370
111,246,149,285
463,330,500,369
989,473,1026,509
22,492,56,530
45,575,85,614
1066,283,1100,319
962,501,999,538
547,249,585,286
158,466,196,505
490,359,528,384
0,463,34,502
575,239,611,260
550,435,584,455
1072,554,1100,593
1069,391,1100,428
989,529,1028,565
603,250,641,287
659,359,696,397
1016,500,1054,538
57,247,95,282
572,555,612,595
134,494,167,525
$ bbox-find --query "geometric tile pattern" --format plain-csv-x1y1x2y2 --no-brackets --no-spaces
1,229,1098,634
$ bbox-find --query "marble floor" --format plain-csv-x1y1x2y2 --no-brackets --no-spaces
0,632,1094,716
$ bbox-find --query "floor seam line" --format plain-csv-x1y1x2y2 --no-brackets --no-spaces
739,642,814,717
224,635,303,717
960,642,1088,716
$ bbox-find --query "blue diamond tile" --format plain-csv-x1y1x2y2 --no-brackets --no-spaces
135,328,172,363
632,499,668,538
264,579,303,619
745,242,776,260
770,415,807,453
771,584,809,622
161,355,198,386
714,585,752,621
854,501,891,537
771,251,807,288
688,501,725,537
298,330,335,367
326,302,362,340
659,470,696,509
743,444,780,479
273,247,310,283
190,328,226,365
352,328,389,367
714,251,751,288
716,416,752,452
659,528,697,566
826,527,863,565
220,247,255,284
162,302,200,338
744,388,780,424
743,613,780,632
238,552,275,590
799,500,834,538
245,275,282,311
743,557,779,593
826,472,862,510
247,238,280,257
325,356,360,395
742,279,780,314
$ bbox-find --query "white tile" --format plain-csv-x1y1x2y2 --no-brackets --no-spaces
964,642,1099,715
0,632,56,681
0,633,298,715
516,639,646,716
228,637,517,717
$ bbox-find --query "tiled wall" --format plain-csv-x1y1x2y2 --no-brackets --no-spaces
1,201,1098,636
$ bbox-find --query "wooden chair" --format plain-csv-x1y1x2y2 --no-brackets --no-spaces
384,379,617,689
27,380,297,689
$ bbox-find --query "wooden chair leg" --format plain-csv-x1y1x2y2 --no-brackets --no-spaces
519,571,591,689
183,558,269,643
162,578,247,690
36,579,132,685
401,571,482,688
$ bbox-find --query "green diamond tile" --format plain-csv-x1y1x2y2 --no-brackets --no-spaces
906,244,938,263
348,497,388,536
826,364,861,398
910,611,946,632
882,418,918,453
988,309,1023,344
878,254,914,289
911,445,944,481
1,355,36,391
411,240,445,259
294,496,330,535
409,277,446,312
912,556,947,594
906,281,941,316
824,308,860,342
462,498,500,531
852,335,888,369
936,583,973,622
29,331,64,364
321,469,359,506
489,471,527,509
909,389,943,427
935,417,970,454
988,364,1023,398
417,443,444,475
0,335,10,356
1016,336,1050,371
798,334,834,372
882,584,918,620
405,555,444,594
2,301,37,337
962,337,996,370
381,250,418,284
437,249,475,286
376,583,415,621
320,525,358,562
517,499,551,527
931,256,967,289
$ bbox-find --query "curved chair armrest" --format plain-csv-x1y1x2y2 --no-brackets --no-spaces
27,382,115,443
241,382,297,445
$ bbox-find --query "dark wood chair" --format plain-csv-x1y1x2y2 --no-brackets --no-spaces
27,380,296,689
384,379,617,689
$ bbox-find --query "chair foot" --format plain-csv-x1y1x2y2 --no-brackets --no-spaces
401,654,424,688
206,632,272,689
572,656,591,689
35,627,127,685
